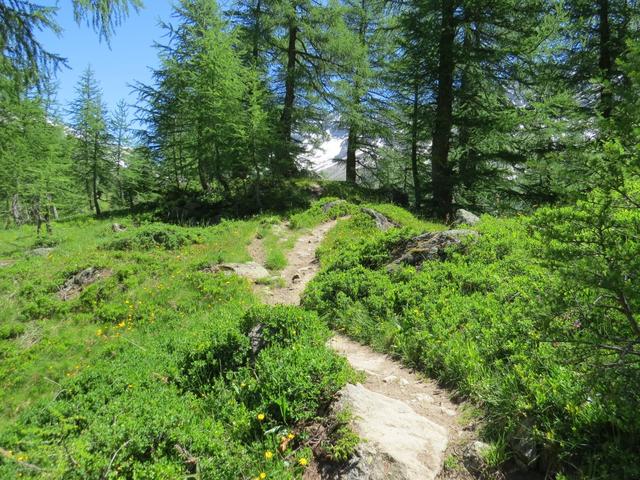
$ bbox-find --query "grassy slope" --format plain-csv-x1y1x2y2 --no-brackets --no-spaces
6,189,635,479
0,201,362,479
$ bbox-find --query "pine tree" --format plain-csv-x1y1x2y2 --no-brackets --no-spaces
0,91,76,227
139,0,270,194
334,0,394,184
110,98,132,206
69,65,111,216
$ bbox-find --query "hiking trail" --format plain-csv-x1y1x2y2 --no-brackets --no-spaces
247,220,475,480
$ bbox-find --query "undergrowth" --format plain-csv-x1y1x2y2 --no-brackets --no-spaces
0,200,357,479
304,212,640,479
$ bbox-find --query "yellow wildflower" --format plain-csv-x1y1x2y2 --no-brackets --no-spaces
257,413,265,421
287,433,295,440
264,450,273,460
259,473,267,480
96,328,103,336
299,457,308,467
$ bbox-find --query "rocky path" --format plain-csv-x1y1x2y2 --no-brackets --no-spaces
253,220,337,305
246,220,472,480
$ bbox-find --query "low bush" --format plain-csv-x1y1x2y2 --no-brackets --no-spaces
104,224,202,250
304,214,640,479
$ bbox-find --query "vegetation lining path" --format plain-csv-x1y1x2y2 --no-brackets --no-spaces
249,220,468,480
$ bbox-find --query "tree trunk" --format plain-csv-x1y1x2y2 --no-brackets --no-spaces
598,0,612,119
11,194,22,225
47,193,59,220
431,0,456,220
252,0,262,62
279,21,298,172
196,122,211,192
92,135,101,217
410,79,422,208
346,124,358,183
197,159,210,192
458,21,479,189
345,4,367,185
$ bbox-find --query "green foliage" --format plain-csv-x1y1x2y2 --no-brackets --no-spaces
322,408,360,462
305,213,640,478
104,224,202,250
0,205,352,479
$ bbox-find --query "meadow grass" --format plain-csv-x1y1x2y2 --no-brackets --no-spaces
0,207,353,479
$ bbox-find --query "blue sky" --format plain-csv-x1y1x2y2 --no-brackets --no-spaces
38,1,175,117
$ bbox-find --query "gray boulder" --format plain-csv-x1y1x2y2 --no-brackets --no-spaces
334,383,448,480
58,267,112,301
206,262,270,281
387,229,478,271
322,199,347,213
29,247,55,257
454,209,480,226
360,208,399,231
462,440,490,474
308,182,325,197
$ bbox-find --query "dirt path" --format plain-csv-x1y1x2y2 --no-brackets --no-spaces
254,220,337,306
248,221,473,480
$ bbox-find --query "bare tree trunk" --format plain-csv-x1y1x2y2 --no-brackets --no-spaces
252,0,262,62
11,194,22,225
47,194,59,220
346,125,358,183
431,0,456,220
410,79,422,208
197,159,211,192
598,0,612,119
92,135,101,217
279,21,298,174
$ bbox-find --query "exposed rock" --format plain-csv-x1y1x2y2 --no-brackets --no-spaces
440,407,457,417
337,443,410,480
308,183,325,197
29,247,55,257
206,262,270,281
112,223,127,232
462,441,490,474
454,209,480,226
322,199,347,213
383,375,398,384
0,259,15,268
359,208,399,231
248,323,265,363
510,420,539,468
386,229,479,271
412,393,435,405
58,267,113,301
336,383,448,480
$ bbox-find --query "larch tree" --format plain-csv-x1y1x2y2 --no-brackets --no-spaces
69,65,111,216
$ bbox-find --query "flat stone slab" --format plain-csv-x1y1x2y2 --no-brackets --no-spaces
208,262,270,281
29,247,55,257
338,383,448,480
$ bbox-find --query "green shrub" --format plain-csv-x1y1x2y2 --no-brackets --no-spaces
31,236,60,248
0,322,25,340
104,224,202,250
305,214,640,479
